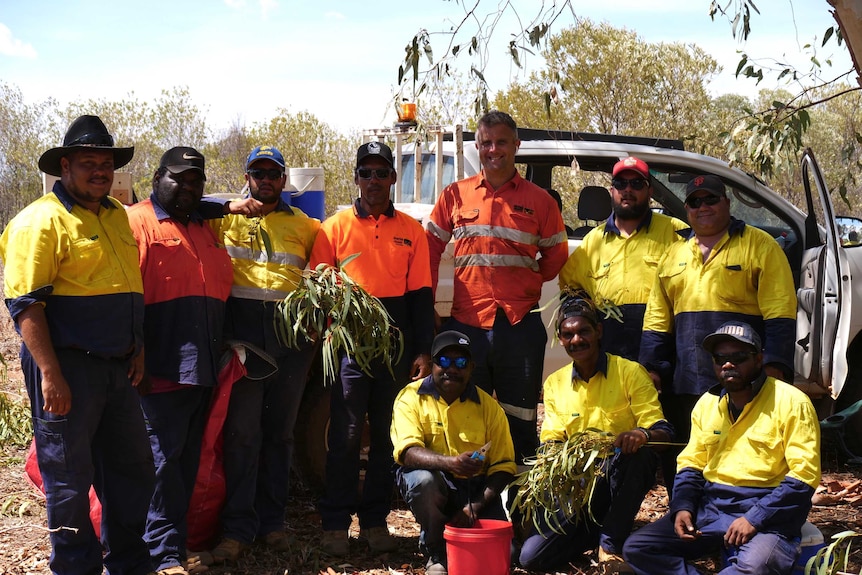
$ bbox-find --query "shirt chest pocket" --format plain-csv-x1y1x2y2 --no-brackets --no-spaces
454,208,480,227
69,236,112,282
713,264,751,305
457,429,486,453
746,427,782,458
147,238,195,281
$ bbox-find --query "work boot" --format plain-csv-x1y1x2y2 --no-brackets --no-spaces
211,537,248,563
262,530,293,551
359,526,399,553
425,551,448,575
599,547,635,574
320,530,349,556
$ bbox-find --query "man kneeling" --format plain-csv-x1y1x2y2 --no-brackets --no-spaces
623,321,821,575
391,331,516,575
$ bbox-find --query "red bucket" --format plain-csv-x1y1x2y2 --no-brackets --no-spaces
444,519,513,575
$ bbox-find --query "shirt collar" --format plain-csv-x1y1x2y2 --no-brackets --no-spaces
682,216,746,241
604,210,654,236
417,374,481,404
708,370,767,400
353,197,395,218
571,352,609,382
149,193,204,223
478,170,523,191
53,180,117,213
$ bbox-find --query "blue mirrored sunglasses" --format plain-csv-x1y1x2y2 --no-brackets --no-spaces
434,356,469,369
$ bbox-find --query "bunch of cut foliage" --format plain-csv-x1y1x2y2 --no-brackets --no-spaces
804,530,862,575
537,286,624,327
273,255,403,384
509,429,616,535
0,391,32,448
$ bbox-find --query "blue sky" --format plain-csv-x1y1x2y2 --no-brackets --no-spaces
0,0,853,134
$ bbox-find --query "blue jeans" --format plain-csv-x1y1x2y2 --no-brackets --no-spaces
623,511,800,575
24,348,155,575
317,354,409,531
220,343,316,543
396,468,506,556
519,447,659,571
445,308,547,465
141,386,211,570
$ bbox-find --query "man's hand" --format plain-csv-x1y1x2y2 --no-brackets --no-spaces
673,510,700,540
41,374,71,415
724,516,757,547
447,451,484,478
449,501,483,528
613,428,649,455
410,353,432,381
226,198,264,217
128,349,146,387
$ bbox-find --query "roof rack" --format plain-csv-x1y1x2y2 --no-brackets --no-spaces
514,128,685,151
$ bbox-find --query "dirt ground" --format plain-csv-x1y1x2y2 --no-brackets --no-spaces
1,298,861,574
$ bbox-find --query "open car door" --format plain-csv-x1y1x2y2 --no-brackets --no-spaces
794,149,852,398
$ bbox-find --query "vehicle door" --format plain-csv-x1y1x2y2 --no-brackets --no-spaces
794,149,852,398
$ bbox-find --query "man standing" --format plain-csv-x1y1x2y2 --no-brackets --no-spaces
639,175,797,493
559,157,686,361
624,322,821,575
209,145,321,562
127,147,234,575
0,115,155,575
311,141,435,556
426,110,568,463
518,293,672,573
391,330,516,575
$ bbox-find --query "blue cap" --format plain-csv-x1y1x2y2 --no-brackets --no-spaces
246,145,285,169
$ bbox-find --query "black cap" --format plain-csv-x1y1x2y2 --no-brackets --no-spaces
158,146,206,180
356,141,394,168
685,175,726,199
431,330,471,358
702,321,762,353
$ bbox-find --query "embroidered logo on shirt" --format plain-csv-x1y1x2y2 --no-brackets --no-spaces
393,237,412,247
514,204,535,216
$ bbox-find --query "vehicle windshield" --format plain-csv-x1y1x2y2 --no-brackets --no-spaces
397,154,457,204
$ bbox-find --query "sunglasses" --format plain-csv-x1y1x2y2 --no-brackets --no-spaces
686,195,722,209
711,351,757,366
434,356,469,369
247,168,284,181
356,168,392,180
611,177,648,191
67,133,115,147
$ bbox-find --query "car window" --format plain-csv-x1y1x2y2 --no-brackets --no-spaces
397,154,456,204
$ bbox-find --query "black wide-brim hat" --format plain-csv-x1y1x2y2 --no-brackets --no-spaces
38,115,134,177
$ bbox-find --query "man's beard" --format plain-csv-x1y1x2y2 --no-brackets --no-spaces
613,200,650,221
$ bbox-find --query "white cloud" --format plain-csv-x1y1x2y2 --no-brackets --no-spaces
259,0,278,18
324,11,345,21
0,23,36,58
224,0,246,9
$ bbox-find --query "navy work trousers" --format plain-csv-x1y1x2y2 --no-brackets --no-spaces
318,354,409,531
220,343,316,543
623,511,799,575
24,347,155,575
141,385,212,570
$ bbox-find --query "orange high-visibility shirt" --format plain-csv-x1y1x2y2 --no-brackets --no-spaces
426,172,568,329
